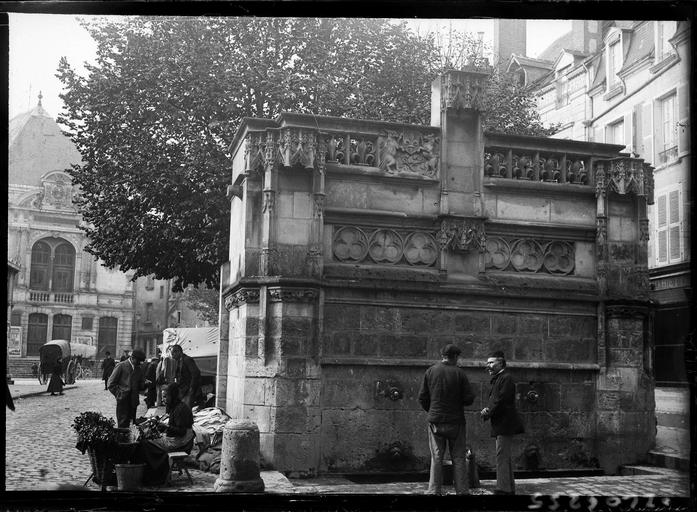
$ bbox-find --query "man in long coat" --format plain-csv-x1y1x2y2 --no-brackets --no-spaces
170,344,202,408
101,351,116,390
480,350,524,495
107,348,149,427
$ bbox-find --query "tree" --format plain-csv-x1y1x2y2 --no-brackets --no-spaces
58,17,554,291
181,285,220,325
58,17,441,291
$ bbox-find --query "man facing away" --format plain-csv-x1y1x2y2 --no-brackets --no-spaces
418,344,475,495
101,351,115,390
107,348,150,428
480,350,524,495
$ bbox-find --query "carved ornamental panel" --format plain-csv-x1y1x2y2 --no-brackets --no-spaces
332,226,439,267
377,130,440,178
485,237,575,275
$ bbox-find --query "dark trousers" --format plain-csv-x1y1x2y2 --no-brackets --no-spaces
495,434,515,494
116,398,137,428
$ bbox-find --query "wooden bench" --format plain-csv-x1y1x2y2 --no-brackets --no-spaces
167,452,193,485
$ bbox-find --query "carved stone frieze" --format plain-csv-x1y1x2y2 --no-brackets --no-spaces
595,163,606,198
639,219,650,242
262,190,276,213
313,194,325,218
605,303,649,320
378,130,440,178
435,219,486,253
485,237,575,275
224,288,260,310
596,217,608,245
278,128,316,169
245,133,267,174
440,69,489,112
268,287,319,302
595,158,655,204
332,226,438,267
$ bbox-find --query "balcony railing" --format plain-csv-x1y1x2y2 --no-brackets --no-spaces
28,290,74,304
483,132,630,188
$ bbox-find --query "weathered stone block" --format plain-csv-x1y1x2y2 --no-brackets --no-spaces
492,314,516,335
243,404,272,431
283,358,307,378
514,337,543,361
360,307,399,332
270,378,321,407
245,336,259,358
243,378,266,405
549,316,595,338
322,379,374,409
596,391,621,410
354,334,379,356
385,335,427,358
518,316,545,336
266,432,319,475
280,336,303,356
324,304,360,330
271,405,320,434
454,313,490,334
597,411,621,435
608,348,641,367
401,310,432,333
561,383,595,412
378,333,400,356
544,338,594,363
246,316,259,335
324,331,351,355
517,382,560,412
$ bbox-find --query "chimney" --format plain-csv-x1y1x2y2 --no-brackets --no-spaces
493,19,527,71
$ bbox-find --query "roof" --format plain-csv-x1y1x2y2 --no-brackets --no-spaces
508,54,554,70
619,21,654,73
537,31,574,62
8,103,52,147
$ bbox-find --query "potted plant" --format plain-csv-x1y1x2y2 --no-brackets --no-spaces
72,411,118,488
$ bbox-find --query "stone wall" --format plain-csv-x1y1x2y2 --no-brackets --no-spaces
221,70,656,476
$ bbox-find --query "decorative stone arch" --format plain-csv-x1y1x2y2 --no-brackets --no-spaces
16,189,43,208
38,170,77,211
27,235,78,292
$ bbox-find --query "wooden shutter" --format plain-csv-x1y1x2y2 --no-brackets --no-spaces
641,102,653,162
677,84,689,154
633,104,642,157
623,113,632,153
669,189,681,260
657,194,667,262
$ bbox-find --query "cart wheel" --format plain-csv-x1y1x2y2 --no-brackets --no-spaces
83,368,92,379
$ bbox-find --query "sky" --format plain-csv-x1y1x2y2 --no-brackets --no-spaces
8,14,571,121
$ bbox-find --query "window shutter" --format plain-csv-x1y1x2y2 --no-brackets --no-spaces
653,100,663,164
677,84,689,154
633,104,642,157
669,190,679,224
669,227,681,260
657,194,667,227
623,113,632,152
658,230,667,262
642,102,653,162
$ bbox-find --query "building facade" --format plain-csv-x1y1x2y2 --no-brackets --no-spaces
219,69,656,477
7,98,135,369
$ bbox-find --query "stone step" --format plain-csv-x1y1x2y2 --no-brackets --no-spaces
620,464,687,477
647,450,689,472
7,358,40,378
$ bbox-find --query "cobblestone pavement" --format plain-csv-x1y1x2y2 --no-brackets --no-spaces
5,379,690,498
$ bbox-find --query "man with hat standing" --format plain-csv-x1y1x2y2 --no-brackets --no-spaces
107,348,151,428
418,344,475,495
480,350,524,495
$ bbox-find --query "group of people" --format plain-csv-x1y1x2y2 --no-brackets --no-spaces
418,345,524,495
100,345,202,485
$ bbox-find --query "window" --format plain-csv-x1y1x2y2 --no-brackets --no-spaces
656,188,683,264
27,313,48,356
159,285,164,299
607,38,622,88
11,311,22,326
146,275,154,290
81,317,93,330
556,77,569,107
656,21,677,61
52,314,72,341
606,119,624,146
29,238,75,292
659,93,678,164
145,303,154,323
97,317,118,359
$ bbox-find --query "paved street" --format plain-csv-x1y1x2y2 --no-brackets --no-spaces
5,378,690,498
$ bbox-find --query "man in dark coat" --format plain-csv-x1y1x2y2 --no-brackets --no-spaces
143,349,160,409
170,344,202,408
107,348,150,427
101,351,116,390
480,350,524,495
418,344,475,495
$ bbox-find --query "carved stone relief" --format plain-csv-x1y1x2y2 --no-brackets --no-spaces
435,219,486,253
485,237,575,275
224,288,260,310
332,226,438,267
377,130,440,178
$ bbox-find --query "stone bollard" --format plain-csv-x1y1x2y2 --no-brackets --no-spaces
214,419,265,492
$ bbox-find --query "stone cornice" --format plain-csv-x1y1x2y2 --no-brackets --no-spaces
223,287,260,311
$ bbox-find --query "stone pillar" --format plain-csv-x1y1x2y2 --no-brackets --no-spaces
214,419,264,492
260,131,279,276
594,157,655,473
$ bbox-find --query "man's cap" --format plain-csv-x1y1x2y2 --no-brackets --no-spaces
131,348,146,361
441,344,461,357
489,350,505,359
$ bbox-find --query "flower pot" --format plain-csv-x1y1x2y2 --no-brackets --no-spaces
115,463,146,491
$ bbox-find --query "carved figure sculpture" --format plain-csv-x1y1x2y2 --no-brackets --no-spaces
379,134,399,174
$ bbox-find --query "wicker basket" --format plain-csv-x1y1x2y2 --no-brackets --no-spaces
88,446,116,486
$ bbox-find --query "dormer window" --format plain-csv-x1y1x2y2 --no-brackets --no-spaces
607,37,622,89
656,21,677,62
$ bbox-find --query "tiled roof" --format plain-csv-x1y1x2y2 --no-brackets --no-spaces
509,54,554,69
8,103,52,147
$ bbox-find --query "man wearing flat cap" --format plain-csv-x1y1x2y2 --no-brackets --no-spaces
107,348,151,428
418,344,475,495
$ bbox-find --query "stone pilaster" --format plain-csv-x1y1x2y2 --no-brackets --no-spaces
260,131,279,276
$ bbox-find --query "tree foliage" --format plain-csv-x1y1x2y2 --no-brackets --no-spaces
181,284,220,325
58,16,554,291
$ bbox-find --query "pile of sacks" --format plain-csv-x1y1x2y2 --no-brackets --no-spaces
191,406,231,473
